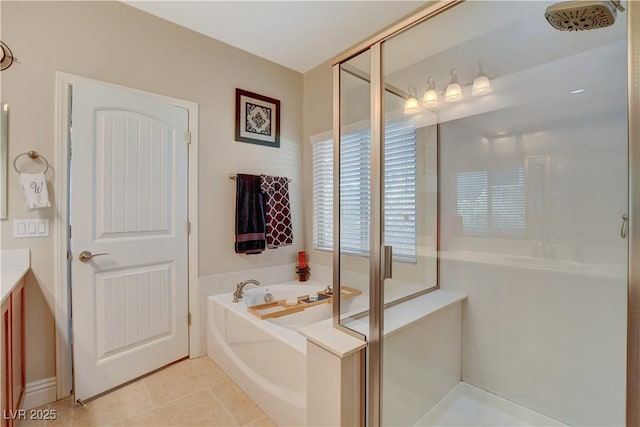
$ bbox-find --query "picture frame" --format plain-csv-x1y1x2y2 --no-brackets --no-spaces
235,89,281,148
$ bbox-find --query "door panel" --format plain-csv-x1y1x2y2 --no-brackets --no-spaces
95,111,174,237
95,263,172,361
71,78,189,401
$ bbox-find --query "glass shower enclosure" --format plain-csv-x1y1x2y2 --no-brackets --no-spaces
332,1,638,425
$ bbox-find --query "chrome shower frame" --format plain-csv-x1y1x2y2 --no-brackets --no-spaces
332,2,461,424
627,1,640,425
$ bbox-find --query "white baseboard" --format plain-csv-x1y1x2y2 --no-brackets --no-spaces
22,377,57,410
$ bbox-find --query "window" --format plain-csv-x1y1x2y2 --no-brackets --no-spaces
455,167,526,236
312,137,335,250
312,120,417,261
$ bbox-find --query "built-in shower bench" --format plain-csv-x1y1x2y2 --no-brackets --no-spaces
299,288,467,426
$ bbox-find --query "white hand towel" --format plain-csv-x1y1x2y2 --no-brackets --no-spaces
19,173,51,210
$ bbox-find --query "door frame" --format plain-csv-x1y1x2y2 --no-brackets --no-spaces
53,72,200,399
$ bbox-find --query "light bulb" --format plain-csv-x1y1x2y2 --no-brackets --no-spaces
422,77,439,106
444,70,463,103
471,61,492,96
404,87,420,115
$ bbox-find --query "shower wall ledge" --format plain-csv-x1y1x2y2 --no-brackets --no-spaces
428,249,624,280
300,289,466,354
342,289,466,339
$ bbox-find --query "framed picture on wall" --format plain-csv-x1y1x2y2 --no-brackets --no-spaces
235,89,281,148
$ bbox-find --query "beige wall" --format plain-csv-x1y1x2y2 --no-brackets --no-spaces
1,1,303,386
302,60,333,269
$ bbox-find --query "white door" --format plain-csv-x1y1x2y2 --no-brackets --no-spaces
70,78,189,401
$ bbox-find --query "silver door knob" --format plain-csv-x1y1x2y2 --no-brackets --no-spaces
78,251,109,263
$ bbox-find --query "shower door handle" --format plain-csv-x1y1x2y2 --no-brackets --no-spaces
382,246,393,280
621,214,628,239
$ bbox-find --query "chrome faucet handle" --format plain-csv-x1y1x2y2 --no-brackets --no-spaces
232,282,243,303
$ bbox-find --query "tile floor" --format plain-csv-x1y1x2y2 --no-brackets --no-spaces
19,357,276,427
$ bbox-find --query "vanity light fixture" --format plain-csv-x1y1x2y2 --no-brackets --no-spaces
444,69,463,102
471,61,492,96
403,86,420,115
406,62,492,109
422,77,439,106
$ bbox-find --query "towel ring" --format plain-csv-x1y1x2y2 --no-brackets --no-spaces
13,151,50,174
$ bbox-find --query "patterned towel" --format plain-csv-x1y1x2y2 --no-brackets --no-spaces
260,175,293,249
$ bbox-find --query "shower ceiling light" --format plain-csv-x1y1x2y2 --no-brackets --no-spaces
444,69,463,102
569,88,585,94
404,87,420,115
471,61,492,96
422,77,439,106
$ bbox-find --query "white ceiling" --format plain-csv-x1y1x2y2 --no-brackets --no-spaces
124,1,428,73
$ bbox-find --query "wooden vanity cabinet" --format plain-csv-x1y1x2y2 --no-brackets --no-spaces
1,279,25,427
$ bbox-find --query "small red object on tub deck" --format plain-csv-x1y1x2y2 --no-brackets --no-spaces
297,251,310,281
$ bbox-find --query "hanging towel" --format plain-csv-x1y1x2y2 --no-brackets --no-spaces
19,173,51,210
235,174,267,254
260,175,293,249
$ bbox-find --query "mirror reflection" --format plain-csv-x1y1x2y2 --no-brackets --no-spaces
1,104,7,220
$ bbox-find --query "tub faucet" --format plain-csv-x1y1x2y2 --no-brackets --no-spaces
232,279,261,302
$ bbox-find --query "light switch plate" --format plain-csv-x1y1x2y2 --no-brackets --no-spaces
13,219,50,238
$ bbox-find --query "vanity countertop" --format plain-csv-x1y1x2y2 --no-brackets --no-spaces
1,249,30,305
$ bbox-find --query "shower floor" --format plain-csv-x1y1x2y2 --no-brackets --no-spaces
415,382,566,426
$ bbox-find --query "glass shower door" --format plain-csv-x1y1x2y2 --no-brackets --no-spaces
335,50,372,336
376,1,629,426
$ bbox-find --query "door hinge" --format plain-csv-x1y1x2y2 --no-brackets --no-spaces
188,312,192,326
67,249,73,261
186,221,191,235
185,131,191,144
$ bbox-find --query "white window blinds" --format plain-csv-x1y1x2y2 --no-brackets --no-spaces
312,140,334,250
456,171,489,235
312,120,417,262
383,120,417,260
455,167,526,236
339,129,372,255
